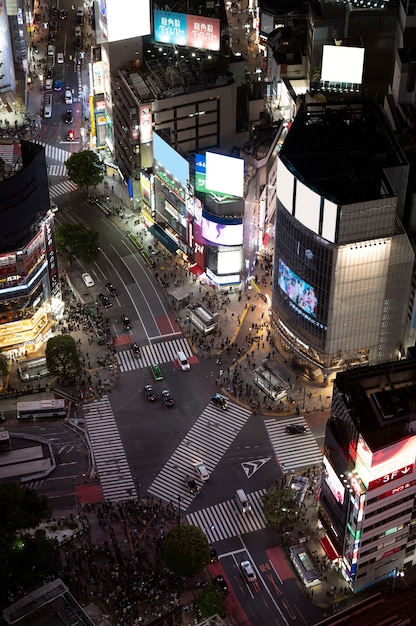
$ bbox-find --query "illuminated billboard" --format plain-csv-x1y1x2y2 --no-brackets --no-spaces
321,45,365,85
323,456,345,505
153,132,189,188
154,10,220,51
140,105,152,144
354,433,416,491
195,152,244,198
278,258,317,317
202,213,243,246
97,0,151,43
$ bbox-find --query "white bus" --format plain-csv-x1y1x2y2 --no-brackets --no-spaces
17,399,67,420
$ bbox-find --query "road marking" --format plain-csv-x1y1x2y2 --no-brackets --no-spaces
241,457,271,478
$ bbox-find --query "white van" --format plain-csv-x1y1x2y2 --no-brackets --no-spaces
177,351,190,371
65,89,72,104
44,94,52,118
236,489,251,513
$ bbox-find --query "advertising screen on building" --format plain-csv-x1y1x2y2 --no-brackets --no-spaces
321,45,365,85
201,213,243,246
196,152,244,198
154,10,220,51
153,132,189,188
355,433,416,490
97,0,151,42
323,456,345,505
278,258,317,317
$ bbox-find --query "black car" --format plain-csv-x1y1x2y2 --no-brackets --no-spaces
144,384,157,402
121,314,131,330
59,8,67,19
286,424,307,434
106,282,118,296
64,109,73,124
131,343,141,358
98,293,112,308
185,474,199,494
209,545,219,563
211,394,228,410
213,574,229,595
161,389,174,407
0,412,5,423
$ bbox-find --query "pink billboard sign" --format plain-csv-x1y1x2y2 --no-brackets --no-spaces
186,15,220,51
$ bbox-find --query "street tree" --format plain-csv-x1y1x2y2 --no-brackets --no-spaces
196,585,225,619
262,483,299,534
56,222,100,264
0,352,8,378
164,525,210,577
45,335,81,383
0,483,51,538
65,149,105,190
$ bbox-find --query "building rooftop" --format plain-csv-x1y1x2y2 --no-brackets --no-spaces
279,102,405,205
335,359,416,451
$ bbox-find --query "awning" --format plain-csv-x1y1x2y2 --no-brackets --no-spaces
320,536,339,562
149,224,178,254
189,263,204,277
263,233,270,246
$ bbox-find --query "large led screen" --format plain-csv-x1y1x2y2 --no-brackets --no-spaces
201,214,243,246
323,456,345,505
321,45,365,85
153,132,189,188
278,258,317,317
217,249,242,274
154,10,220,51
98,0,151,42
196,152,244,198
276,158,294,214
295,179,321,233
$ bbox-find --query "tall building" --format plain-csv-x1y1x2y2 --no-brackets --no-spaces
271,101,415,378
319,360,416,593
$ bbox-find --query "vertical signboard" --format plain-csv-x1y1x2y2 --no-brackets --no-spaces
140,105,153,144
44,217,60,298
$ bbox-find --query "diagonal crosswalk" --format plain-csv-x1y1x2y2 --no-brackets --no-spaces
0,143,14,164
33,140,71,163
49,180,78,199
186,489,266,542
83,395,137,502
148,400,252,509
264,417,323,472
48,164,68,177
117,338,193,372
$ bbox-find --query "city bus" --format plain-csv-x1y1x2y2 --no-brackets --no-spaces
0,428,11,451
16,399,67,420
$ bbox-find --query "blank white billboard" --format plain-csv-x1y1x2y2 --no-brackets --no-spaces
322,198,338,243
276,158,294,213
205,152,244,198
321,45,365,84
295,180,321,233
98,0,151,42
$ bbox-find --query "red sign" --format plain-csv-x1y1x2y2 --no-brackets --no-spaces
368,464,414,491
377,478,416,500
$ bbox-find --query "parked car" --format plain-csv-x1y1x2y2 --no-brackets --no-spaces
144,384,157,402
286,424,307,435
185,475,199,494
98,293,112,308
121,314,131,330
161,389,174,407
131,343,141,358
240,560,257,583
213,574,229,595
195,462,210,481
105,282,118,296
211,393,228,410
81,272,94,287
151,363,163,381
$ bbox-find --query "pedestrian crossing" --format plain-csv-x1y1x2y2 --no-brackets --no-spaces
49,180,78,199
117,338,193,373
48,163,67,177
186,489,266,543
0,143,14,164
83,395,137,502
264,417,323,472
148,400,252,509
33,140,71,163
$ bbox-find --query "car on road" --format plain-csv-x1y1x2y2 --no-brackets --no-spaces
151,363,163,381
45,70,53,90
211,393,228,410
121,314,131,331
67,129,74,141
98,293,112,308
57,52,64,63
105,282,118,296
209,545,219,563
65,89,72,104
59,8,67,19
53,79,62,91
131,343,141,358
240,560,257,583
64,109,73,124
144,384,157,402
81,273,94,288
185,474,199,494
161,389,174,407
195,462,210,481
0,412,6,423
213,574,229,595
286,424,307,434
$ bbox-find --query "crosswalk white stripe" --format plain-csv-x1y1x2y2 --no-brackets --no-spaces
33,140,71,162
48,164,67,177
0,144,14,163
117,338,194,373
83,395,137,502
264,417,323,471
49,180,78,198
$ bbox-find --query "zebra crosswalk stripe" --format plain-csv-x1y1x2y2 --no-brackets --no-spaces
83,395,137,502
116,338,193,373
185,489,267,542
48,164,67,177
148,401,252,509
49,180,78,198
33,140,71,162
264,417,323,472
0,143,14,163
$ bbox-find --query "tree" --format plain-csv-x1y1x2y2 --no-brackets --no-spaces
65,149,105,190
56,222,100,263
0,352,8,378
0,483,51,538
197,585,225,619
45,335,81,383
262,483,299,534
164,525,210,576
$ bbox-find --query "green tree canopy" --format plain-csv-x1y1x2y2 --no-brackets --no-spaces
45,335,81,382
262,483,299,534
65,149,105,189
197,585,225,619
0,483,51,538
56,222,100,264
164,525,210,577
0,352,8,378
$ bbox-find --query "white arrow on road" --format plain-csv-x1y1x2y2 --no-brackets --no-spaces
241,457,271,478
